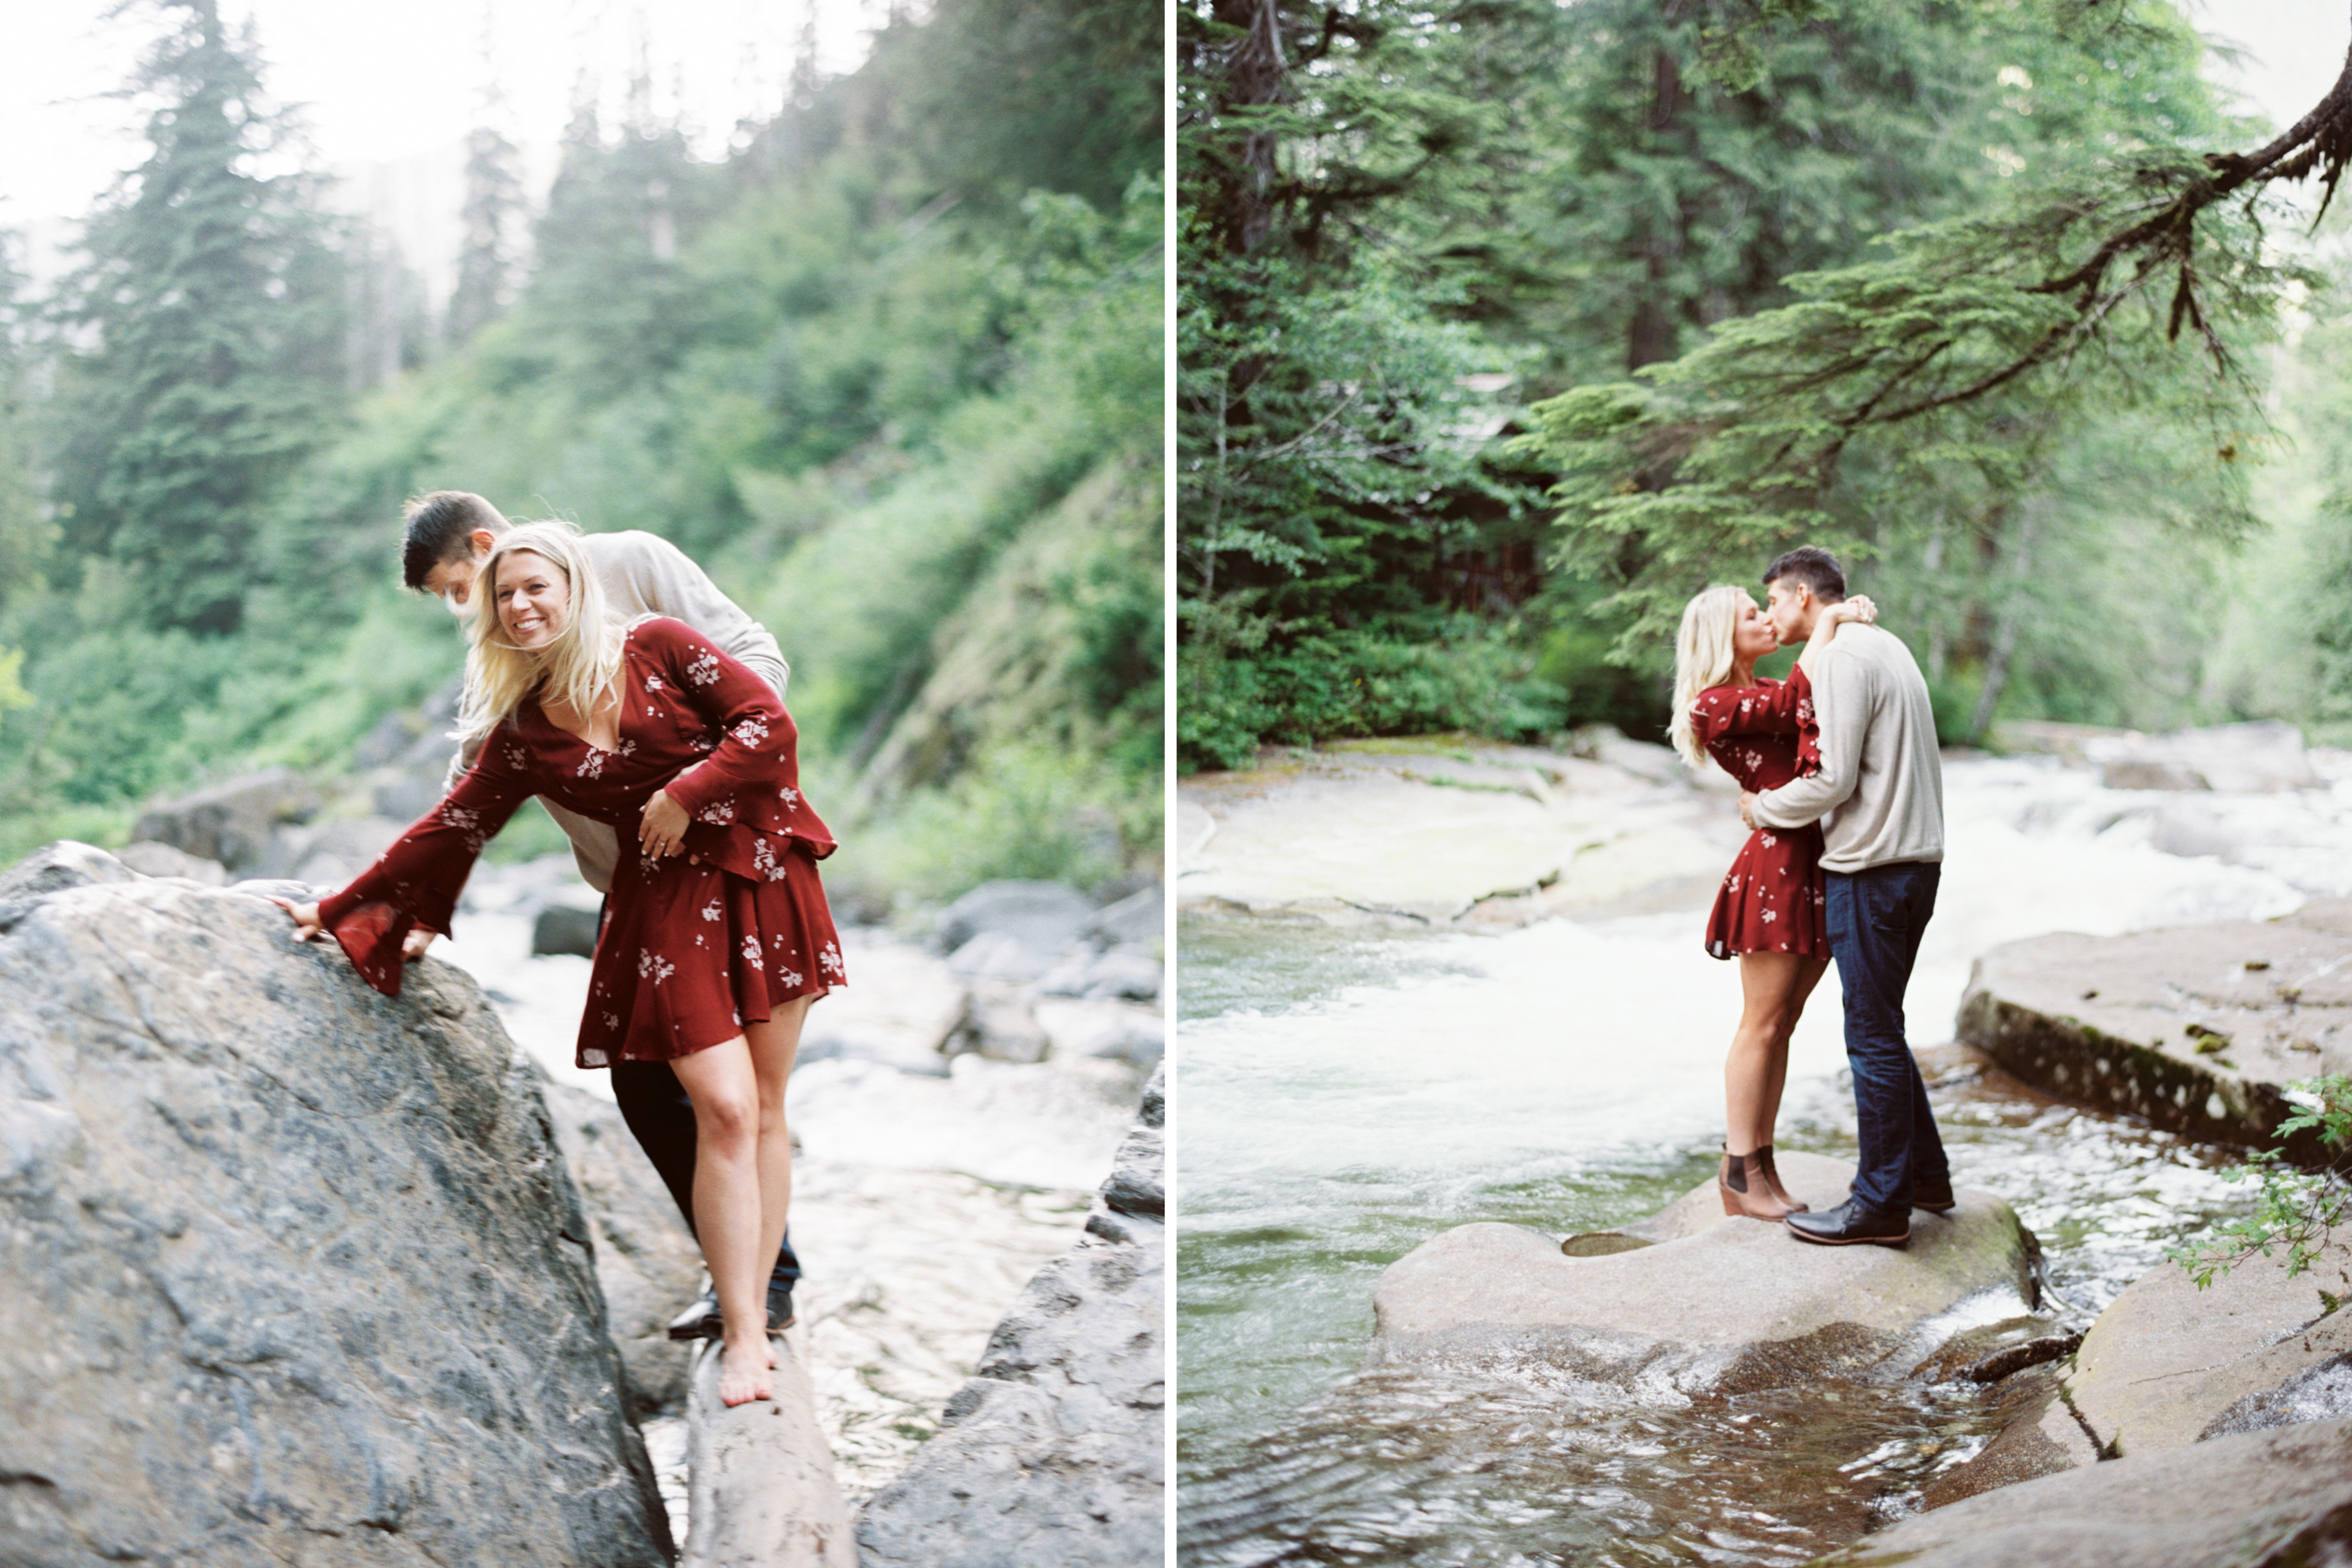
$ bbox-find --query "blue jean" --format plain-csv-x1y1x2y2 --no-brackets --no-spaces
1824,861,1949,1217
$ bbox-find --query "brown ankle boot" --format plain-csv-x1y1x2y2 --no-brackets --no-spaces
1718,1148,1796,1220
1754,1146,1808,1213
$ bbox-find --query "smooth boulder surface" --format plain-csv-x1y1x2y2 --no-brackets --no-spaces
2080,720,2322,793
1956,901,2352,1156
128,767,319,872
1809,1418,2352,1567
2063,1225,2352,1456
855,1066,1165,1567
0,844,671,1566
1372,1152,2038,1394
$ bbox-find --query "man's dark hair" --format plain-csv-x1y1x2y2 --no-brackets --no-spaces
1762,546,1846,603
401,491,508,591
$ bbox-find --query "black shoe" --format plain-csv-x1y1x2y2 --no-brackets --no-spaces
1786,1198,1909,1247
1911,1179,1957,1213
665,1288,797,1340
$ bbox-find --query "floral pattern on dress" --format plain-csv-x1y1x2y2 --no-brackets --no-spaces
1689,669,1828,961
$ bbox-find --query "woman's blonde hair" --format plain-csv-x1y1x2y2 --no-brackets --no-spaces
1669,584,1753,770
455,520,625,745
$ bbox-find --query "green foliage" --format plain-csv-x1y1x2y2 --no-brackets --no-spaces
47,0,348,633
2167,1076,2352,1291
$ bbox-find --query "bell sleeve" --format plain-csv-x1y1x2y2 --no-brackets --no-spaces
315,726,536,996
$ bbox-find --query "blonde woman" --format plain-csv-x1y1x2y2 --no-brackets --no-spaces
1671,583,1870,1220
275,521,844,1407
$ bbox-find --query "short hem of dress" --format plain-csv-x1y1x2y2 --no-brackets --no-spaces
578,981,836,1069
1707,943,1829,960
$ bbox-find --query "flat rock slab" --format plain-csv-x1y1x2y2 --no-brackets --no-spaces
1956,900,2352,1155
1178,739,1735,927
0,845,669,1566
681,1335,851,1568
2064,1225,2352,1457
1372,1152,2038,1394
1811,1417,2352,1567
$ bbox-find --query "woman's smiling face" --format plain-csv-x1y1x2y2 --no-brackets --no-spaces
494,549,569,652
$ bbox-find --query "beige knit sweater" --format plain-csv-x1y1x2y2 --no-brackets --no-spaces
1750,622,1944,873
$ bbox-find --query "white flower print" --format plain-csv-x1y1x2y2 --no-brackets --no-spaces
820,942,845,981
686,651,721,686
731,716,770,748
604,1011,621,1031
645,674,665,693
1760,833,1777,848
701,900,721,923
1761,909,1778,924
741,935,763,966
577,748,606,781
638,949,676,984
774,964,804,988
698,799,736,826
778,785,800,808
752,836,786,882
505,744,530,769
437,802,481,834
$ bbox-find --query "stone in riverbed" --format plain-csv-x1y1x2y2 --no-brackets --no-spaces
127,767,319,872
2062,1224,2352,1456
1809,1418,2352,1567
0,842,671,1566
1956,900,2352,1158
1371,1152,2038,1394
854,1066,1164,1567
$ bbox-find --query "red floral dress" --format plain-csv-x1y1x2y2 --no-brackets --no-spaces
318,617,845,1066
1690,669,1827,961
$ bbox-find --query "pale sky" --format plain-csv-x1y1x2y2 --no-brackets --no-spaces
0,0,897,294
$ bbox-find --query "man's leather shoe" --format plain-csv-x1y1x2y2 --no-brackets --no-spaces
1911,1179,1956,1213
1786,1198,1909,1247
665,1288,797,1340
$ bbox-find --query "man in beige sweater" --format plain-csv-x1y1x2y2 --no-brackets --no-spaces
1741,546,1951,1247
401,490,801,1331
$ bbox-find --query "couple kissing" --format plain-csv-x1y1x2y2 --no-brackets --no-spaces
1671,546,1950,1247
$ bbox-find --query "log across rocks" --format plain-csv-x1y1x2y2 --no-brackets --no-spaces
0,843,671,1566
1371,1152,2039,1394
1811,1417,2352,1568
855,1065,1165,1567
1956,900,2352,1158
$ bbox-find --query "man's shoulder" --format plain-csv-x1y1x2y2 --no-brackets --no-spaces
585,529,688,567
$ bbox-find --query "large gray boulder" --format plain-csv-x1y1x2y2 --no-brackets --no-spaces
1956,901,2352,1157
2081,719,2322,793
0,843,672,1566
854,1066,1165,1566
1809,1418,2352,1567
2063,1224,2352,1457
1372,1152,2038,1394
128,767,319,872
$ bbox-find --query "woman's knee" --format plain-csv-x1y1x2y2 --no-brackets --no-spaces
693,1087,761,1150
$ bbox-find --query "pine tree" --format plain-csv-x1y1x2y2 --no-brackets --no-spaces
448,122,526,344
50,0,347,633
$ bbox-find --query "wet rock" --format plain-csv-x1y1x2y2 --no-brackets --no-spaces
0,844,671,1566
1084,883,1163,949
1919,1371,2099,1511
1956,902,2352,1156
1907,1316,2081,1385
944,982,1051,1064
1370,1152,2038,1394
534,900,604,958
128,767,319,872
115,840,229,884
2083,720,2321,794
539,1071,705,1416
1811,1418,2352,1567
2064,1224,2352,1456
855,1066,1165,1567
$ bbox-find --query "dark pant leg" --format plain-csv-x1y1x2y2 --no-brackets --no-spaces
1823,862,1947,1215
606,1059,803,1294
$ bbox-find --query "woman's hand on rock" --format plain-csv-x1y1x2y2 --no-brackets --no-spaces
270,896,324,943
639,788,692,858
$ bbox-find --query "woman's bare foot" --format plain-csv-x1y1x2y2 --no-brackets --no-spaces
718,1335,774,1407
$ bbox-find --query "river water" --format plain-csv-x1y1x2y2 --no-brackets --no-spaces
1176,751,2352,1566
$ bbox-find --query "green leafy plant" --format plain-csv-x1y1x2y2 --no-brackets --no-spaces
2167,1075,2352,1291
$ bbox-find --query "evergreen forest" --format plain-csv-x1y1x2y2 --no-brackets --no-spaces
0,0,1163,904
1177,0,2352,768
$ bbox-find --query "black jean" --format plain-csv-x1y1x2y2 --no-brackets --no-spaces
1823,860,1950,1218
608,1060,801,1296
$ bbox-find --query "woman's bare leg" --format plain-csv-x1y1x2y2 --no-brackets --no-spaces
742,997,812,1367
1761,956,1830,1144
670,1037,772,1407
1728,953,1816,1155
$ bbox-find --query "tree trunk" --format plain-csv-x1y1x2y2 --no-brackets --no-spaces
1217,0,1289,254
1966,506,2040,744
1626,23,1690,369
